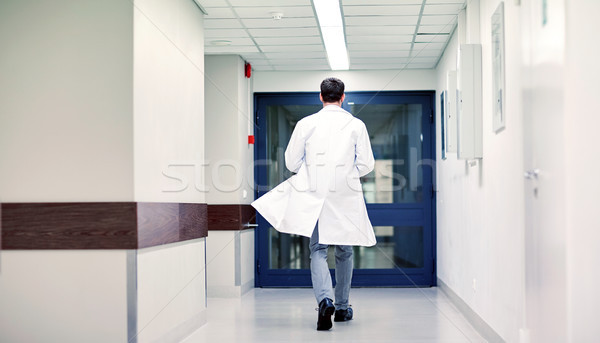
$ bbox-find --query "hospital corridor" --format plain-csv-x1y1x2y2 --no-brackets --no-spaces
0,0,598,342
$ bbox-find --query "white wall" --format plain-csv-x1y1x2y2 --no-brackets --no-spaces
206,229,254,298
435,1,525,342
564,0,600,341
0,0,134,202
136,239,207,343
205,55,254,205
134,0,205,204
0,251,130,342
254,69,436,93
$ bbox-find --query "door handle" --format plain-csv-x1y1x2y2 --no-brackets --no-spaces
524,169,540,180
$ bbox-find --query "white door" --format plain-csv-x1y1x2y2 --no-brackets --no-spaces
521,0,567,341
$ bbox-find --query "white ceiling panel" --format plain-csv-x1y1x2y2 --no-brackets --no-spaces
264,51,327,59
425,0,466,4
274,65,330,71
345,26,416,35
241,17,317,28
423,4,465,15
206,37,255,45
347,35,414,44
414,34,449,43
228,0,311,6
205,46,259,53
345,16,419,26
412,42,446,49
204,7,236,18
204,29,249,38
343,0,422,4
248,27,320,37
198,0,229,8
254,36,322,45
418,25,453,34
342,5,422,16
204,19,243,29
269,58,328,65
351,63,408,70
261,44,324,52
350,50,411,58
203,0,464,71
234,6,315,18
419,15,458,25
348,43,412,51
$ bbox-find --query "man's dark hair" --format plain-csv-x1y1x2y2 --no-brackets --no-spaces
320,77,345,103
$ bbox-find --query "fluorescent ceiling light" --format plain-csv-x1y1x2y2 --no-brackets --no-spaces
313,0,349,70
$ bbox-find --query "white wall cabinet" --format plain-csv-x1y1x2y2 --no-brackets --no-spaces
457,44,483,160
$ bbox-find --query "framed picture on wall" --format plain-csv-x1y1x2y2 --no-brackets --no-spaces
440,90,446,160
492,2,506,133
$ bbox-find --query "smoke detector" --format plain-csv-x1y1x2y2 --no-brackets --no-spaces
270,12,283,20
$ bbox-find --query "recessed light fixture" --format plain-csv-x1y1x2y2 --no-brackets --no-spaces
313,0,349,70
211,40,232,46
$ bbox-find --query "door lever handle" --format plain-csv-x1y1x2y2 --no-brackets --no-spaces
524,169,540,180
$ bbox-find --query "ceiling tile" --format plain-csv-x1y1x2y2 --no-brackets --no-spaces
414,34,449,43
204,29,249,38
206,37,255,45
345,16,419,26
425,0,466,4
204,7,236,18
254,36,322,45
343,0,422,4
350,64,408,70
269,58,328,65
419,15,458,25
409,56,440,63
348,43,412,51
345,26,416,35
343,5,422,16
245,59,271,66
248,27,320,37
274,65,330,71
252,65,275,71
412,42,446,49
197,0,229,8
423,4,464,15
261,44,324,52
350,50,411,58
205,46,259,53
411,48,444,57
204,19,243,29
234,6,314,18
347,35,414,44
241,17,317,28
352,57,408,64
228,0,311,6
418,25,453,34
264,51,327,59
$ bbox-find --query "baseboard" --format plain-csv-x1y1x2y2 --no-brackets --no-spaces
208,280,254,298
437,278,505,343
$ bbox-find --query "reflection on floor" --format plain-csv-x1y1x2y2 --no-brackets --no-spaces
183,288,486,343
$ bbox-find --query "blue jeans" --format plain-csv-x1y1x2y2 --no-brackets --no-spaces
309,226,353,310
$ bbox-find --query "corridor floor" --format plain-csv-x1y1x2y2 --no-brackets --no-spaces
182,287,486,343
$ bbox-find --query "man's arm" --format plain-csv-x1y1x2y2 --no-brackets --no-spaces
284,121,305,173
355,123,375,177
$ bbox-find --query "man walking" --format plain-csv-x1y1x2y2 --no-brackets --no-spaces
252,77,376,331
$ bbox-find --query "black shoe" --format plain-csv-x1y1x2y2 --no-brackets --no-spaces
334,307,353,322
316,298,335,331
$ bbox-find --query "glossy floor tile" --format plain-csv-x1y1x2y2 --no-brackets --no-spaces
182,288,486,343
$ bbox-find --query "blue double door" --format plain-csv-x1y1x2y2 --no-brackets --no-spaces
254,91,436,287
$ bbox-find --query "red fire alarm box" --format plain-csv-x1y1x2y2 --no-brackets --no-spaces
245,63,252,78
248,135,255,144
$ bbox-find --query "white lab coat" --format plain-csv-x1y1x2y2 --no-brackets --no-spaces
252,105,376,246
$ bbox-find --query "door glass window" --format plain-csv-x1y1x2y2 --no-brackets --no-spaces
350,103,423,203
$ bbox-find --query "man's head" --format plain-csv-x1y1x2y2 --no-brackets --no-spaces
320,77,345,104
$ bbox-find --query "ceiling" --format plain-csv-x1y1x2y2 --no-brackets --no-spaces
199,0,466,71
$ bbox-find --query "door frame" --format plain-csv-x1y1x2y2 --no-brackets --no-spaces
253,91,437,288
